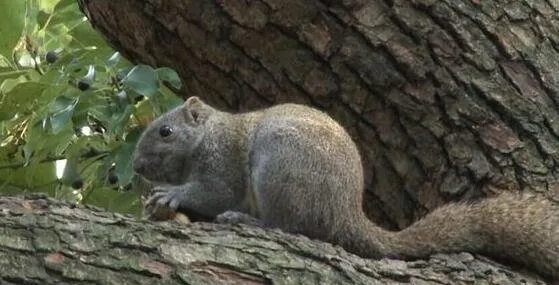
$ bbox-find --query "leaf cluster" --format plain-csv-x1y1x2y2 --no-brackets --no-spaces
0,0,183,216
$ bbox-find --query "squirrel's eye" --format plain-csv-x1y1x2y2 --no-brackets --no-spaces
159,125,173,137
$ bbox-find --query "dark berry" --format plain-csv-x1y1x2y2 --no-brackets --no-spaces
45,51,58,63
77,80,90,91
108,175,118,184
71,179,84,189
134,95,145,102
93,125,105,134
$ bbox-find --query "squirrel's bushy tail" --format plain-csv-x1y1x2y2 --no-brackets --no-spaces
348,192,558,280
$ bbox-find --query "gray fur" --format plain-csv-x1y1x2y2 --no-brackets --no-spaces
133,97,558,281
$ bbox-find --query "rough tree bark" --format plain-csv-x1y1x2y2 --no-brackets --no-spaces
66,0,559,283
0,195,549,284
77,0,559,227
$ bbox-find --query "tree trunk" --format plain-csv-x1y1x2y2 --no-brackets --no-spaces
77,0,559,227
74,0,559,283
0,194,549,284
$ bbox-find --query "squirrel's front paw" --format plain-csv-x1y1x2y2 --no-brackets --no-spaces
146,186,185,213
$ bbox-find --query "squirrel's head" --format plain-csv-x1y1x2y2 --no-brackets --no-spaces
132,96,216,184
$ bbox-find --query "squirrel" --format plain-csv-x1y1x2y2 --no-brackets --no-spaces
133,96,559,281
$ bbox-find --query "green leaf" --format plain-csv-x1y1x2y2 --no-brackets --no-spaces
156,67,182,90
122,65,159,98
0,68,32,83
39,0,64,13
49,96,78,134
24,121,74,163
0,181,29,196
68,20,109,49
22,144,33,165
109,190,143,216
80,64,95,82
49,95,78,113
107,104,133,135
60,156,79,186
0,81,48,120
106,52,120,67
47,1,85,30
36,10,50,30
0,1,26,62
158,89,183,112
52,0,76,12
113,143,135,187
0,161,58,194
0,75,28,93
113,130,141,187
84,186,142,216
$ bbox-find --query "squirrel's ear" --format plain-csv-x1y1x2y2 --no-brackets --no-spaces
182,96,214,124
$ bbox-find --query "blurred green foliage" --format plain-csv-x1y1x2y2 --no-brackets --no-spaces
0,0,183,216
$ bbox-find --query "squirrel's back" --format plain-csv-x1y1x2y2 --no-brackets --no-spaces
242,103,366,242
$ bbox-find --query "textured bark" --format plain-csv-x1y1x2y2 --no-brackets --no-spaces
77,0,559,228
0,195,550,284
74,0,559,283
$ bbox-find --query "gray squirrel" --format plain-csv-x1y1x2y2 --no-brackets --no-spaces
133,96,559,280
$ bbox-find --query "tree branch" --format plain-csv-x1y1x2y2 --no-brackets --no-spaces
0,194,550,284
